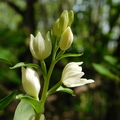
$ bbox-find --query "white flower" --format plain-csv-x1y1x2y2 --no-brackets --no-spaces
22,67,40,100
61,62,94,87
30,31,52,60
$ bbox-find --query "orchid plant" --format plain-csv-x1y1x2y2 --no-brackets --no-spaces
0,10,94,120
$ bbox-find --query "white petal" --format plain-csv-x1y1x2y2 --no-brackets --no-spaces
79,79,94,84
62,71,84,81
30,34,39,59
67,79,94,87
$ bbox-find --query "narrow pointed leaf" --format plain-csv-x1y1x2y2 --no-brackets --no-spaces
0,91,17,110
16,94,42,113
0,58,12,65
93,63,119,81
56,53,83,62
10,62,43,73
104,55,118,65
13,100,35,120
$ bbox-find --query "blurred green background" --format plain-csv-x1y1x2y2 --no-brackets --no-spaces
0,0,120,120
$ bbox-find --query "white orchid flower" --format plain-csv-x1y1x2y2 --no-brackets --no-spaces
61,62,94,87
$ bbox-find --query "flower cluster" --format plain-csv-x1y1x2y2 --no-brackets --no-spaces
18,10,95,120
53,10,74,50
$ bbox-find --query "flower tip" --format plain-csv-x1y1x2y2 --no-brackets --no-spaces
77,62,83,65
88,79,95,83
37,31,41,35
30,34,34,39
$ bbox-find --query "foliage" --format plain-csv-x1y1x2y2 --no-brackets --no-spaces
0,91,16,110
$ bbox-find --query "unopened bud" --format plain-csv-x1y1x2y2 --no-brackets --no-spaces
22,67,40,100
59,27,73,50
68,10,74,26
53,18,61,37
59,10,68,33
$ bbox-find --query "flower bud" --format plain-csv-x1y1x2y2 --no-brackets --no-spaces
30,31,52,60
68,10,74,26
59,27,73,50
61,62,94,87
59,10,69,33
53,18,61,37
22,67,40,100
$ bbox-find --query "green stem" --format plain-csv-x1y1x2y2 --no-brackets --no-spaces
40,61,47,75
38,60,56,115
55,50,65,62
38,39,59,114
47,80,62,96
38,61,48,114
37,35,62,116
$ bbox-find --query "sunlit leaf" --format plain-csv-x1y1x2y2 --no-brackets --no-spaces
16,94,42,113
13,100,35,120
0,91,17,110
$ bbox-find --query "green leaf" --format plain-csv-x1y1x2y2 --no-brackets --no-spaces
93,63,119,81
56,53,83,62
104,55,118,65
10,62,43,74
0,91,17,110
56,86,75,96
13,100,35,120
0,58,12,65
16,94,42,113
